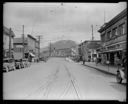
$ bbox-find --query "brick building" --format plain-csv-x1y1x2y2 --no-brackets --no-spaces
97,8,127,65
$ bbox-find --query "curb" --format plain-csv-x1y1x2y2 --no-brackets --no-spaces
83,64,117,76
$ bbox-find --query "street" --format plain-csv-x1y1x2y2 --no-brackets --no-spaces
3,57,126,101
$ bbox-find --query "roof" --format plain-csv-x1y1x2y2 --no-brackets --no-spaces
27,34,37,41
86,41,102,49
98,8,127,33
79,40,101,46
14,38,27,44
3,26,15,37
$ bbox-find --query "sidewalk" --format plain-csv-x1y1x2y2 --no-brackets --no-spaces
83,62,119,76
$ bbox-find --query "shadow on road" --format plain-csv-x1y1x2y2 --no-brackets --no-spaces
86,66,115,78
110,82,126,93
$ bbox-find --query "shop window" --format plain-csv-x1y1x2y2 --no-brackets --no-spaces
107,31,111,40
119,23,125,35
25,53,28,58
112,27,118,36
101,34,105,42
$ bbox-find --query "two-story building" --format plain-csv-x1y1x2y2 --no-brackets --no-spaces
13,34,39,60
71,45,79,57
79,40,101,62
35,40,39,58
13,37,28,59
98,8,127,65
3,26,15,58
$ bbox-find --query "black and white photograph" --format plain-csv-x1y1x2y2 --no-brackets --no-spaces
3,2,127,101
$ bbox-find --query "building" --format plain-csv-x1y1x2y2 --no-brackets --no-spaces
50,48,72,57
27,34,39,59
13,34,39,60
98,8,127,65
3,26,15,58
13,37,28,59
71,45,79,57
35,40,40,58
79,40,101,61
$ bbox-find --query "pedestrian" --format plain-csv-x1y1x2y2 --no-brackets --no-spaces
96,57,98,66
99,57,101,64
82,55,86,65
93,57,97,65
114,54,121,70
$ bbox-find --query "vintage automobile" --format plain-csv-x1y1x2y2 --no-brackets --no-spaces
22,58,30,68
20,59,25,68
39,57,47,62
3,58,15,72
15,59,21,69
3,59,9,72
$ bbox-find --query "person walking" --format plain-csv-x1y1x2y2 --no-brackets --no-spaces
114,54,121,70
121,54,127,78
82,56,85,65
95,57,98,66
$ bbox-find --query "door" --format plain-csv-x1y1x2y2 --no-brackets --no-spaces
110,52,114,65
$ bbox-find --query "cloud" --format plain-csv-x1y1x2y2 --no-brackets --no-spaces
3,2,126,48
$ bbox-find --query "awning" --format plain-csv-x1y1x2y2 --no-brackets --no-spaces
98,48,125,54
29,52,35,57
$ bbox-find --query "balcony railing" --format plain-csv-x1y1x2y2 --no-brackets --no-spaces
105,34,126,46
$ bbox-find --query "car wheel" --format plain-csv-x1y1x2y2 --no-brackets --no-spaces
116,72,122,83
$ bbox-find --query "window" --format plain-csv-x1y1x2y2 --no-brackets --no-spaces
101,34,105,42
112,27,118,36
119,23,125,35
107,31,111,40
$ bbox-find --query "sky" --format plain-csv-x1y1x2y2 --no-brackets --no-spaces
3,2,127,48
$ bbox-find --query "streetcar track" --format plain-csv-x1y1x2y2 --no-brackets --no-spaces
64,64,82,100
24,66,60,99
25,63,82,100
59,79,72,99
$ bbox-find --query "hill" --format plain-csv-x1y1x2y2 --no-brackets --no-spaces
41,40,78,52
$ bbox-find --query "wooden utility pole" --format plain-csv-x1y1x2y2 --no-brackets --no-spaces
9,28,12,58
91,25,94,41
36,35,42,59
22,25,25,59
104,9,106,24
91,25,94,62
49,42,51,57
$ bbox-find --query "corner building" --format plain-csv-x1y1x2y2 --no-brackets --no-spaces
98,8,127,65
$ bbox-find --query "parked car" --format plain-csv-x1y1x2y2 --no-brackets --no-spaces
3,59,9,72
40,57,47,62
20,59,25,68
15,59,21,69
22,58,30,68
3,58,15,72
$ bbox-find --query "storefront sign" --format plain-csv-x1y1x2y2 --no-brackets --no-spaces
105,35,126,46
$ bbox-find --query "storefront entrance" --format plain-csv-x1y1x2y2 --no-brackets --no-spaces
110,52,115,65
